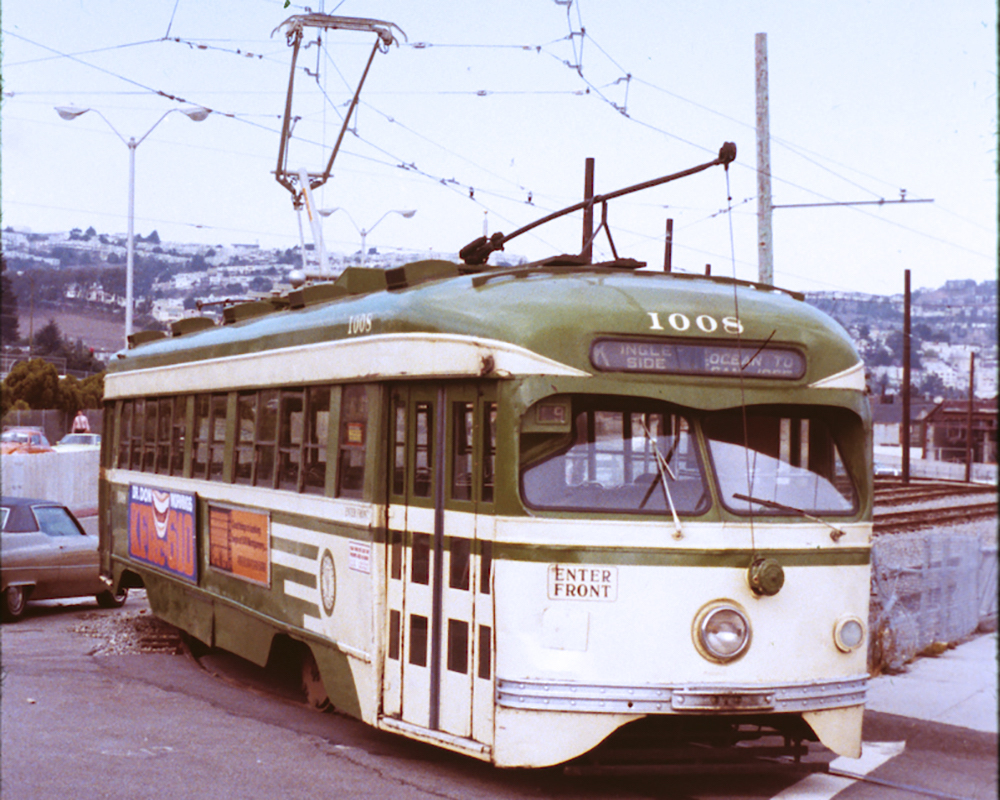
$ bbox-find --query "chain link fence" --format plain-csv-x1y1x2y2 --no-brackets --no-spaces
869,531,996,674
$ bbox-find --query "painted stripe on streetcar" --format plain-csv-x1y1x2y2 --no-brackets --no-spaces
493,544,869,567
105,332,590,398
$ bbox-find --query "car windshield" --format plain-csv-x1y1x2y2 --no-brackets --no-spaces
59,435,94,445
32,506,83,536
703,408,857,516
2,431,31,443
521,400,709,515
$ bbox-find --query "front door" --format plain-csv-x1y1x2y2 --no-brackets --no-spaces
382,382,496,743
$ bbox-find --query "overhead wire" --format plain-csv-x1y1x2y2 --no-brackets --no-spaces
6,7,991,273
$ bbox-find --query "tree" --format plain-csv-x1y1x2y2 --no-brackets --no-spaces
0,255,19,343
145,230,161,245
1,359,61,410
79,373,105,409
34,319,63,356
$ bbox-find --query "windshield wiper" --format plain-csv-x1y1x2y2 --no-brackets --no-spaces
638,419,683,540
732,493,846,541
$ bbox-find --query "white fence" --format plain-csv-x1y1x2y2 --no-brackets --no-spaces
1,450,100,514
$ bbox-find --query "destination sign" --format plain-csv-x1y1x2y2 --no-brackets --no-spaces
590,337,806,379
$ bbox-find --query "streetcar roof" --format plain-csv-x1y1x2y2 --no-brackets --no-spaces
106,262,862,395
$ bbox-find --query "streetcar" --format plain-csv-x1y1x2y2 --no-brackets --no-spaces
98,148,872,769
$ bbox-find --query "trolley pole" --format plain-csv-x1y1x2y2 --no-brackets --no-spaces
755,32,774,286
582,157,595,264
902,270,911,484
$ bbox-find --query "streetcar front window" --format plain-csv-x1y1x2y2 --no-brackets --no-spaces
703,408,857,516
521,400,709,515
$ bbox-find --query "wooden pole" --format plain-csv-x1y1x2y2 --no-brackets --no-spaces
664,218,674,273
582,158,595,263
965,351,976,482
902,269,911,484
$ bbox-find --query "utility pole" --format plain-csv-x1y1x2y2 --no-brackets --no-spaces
664,218,674,272
965,351,976,482
582,157,595,263
902,269,911,484
755,32,773,286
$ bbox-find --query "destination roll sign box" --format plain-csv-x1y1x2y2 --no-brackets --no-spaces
590,337,806,379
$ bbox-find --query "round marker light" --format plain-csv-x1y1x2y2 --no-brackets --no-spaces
694,602,751,663
834,616,865,653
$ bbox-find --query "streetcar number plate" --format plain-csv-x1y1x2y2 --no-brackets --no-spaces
671,690,774,711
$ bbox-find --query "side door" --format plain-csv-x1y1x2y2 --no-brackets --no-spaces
382,382,497,743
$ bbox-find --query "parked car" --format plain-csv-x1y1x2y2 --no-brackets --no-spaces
1,496,128,622
1,428,54,455
53,433,102,452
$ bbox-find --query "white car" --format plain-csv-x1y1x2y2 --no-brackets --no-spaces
53,433,102,452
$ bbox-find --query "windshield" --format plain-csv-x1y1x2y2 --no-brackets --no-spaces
521,400,709,515
704,408,857,516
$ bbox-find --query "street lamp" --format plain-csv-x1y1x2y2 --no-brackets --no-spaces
55,105,210,347
320,207,416,268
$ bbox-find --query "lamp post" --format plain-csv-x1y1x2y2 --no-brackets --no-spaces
55,105,210,347
320,208,416,268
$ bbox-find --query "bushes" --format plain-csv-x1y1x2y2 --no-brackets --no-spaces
0,359,103,417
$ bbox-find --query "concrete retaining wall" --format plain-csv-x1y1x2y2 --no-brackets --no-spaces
1,451,100,515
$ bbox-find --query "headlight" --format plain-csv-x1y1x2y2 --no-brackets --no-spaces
694,601,751,663
833,616,866,653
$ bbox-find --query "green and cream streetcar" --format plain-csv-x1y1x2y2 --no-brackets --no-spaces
99,145,872,769
99,262,871,768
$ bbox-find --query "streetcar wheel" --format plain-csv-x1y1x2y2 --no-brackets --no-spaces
301,649,331,711
2,585,28,622
96,586,129,609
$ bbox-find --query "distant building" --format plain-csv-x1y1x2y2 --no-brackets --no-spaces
921,398,998,465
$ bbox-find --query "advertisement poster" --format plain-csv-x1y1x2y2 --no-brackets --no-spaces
127,484,197,583
208,504,270,586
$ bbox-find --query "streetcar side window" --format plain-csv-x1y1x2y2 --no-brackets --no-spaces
302,386,331,495
482,402,497,504
392,397,406,496
117,399,132,469
277,389,304,491
254,389,279,488
235,391,257,485
452,402,474,501
521,398,709,515
413,402,433,498
337,384,368,498
192,393,228,481
170,396,188,477
131,398,146,470
155,397,173,474
703,407,858,516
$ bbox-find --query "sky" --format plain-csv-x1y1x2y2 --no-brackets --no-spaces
2,0,996,295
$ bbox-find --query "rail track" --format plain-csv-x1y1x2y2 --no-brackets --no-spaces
874,500,998,534
873,478,997,507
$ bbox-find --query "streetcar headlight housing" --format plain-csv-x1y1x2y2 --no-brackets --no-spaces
693,601,751,663
833,616,866,653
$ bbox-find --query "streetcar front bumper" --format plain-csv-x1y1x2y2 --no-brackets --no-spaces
496,675,866,715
